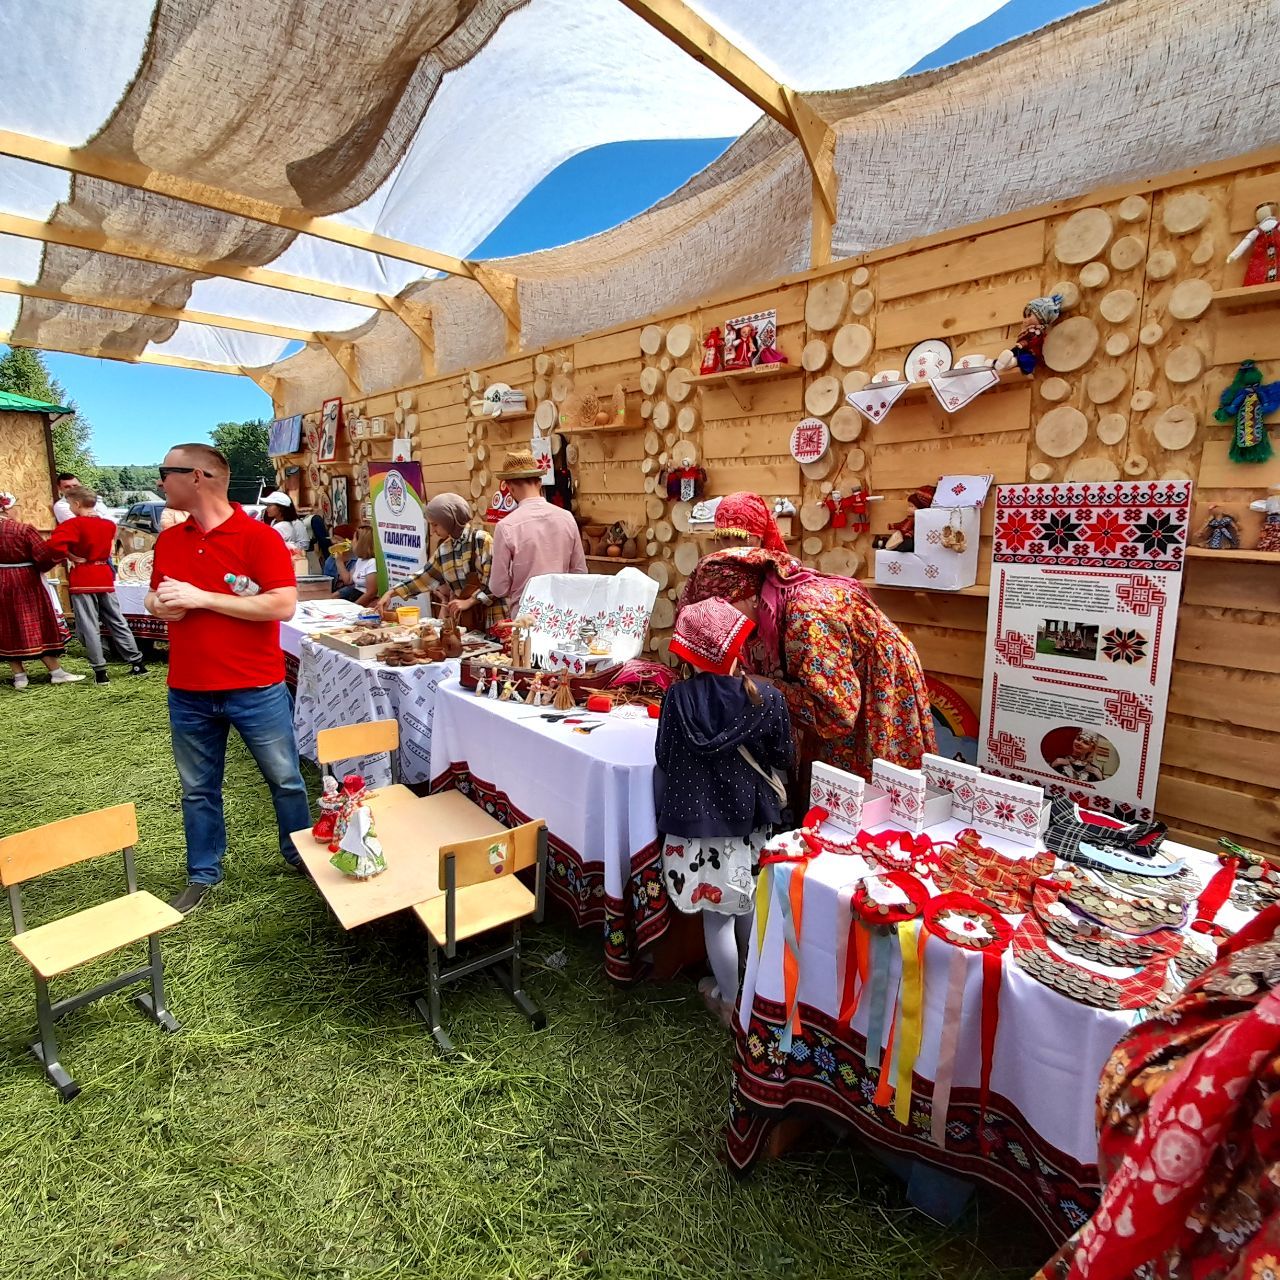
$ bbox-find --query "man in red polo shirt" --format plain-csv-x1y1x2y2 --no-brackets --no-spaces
146,443,310,914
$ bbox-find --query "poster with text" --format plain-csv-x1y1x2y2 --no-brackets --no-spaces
369,462,427,594
978,481,1192,820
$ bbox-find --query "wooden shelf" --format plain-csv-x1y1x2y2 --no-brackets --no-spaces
685,363,802,388
481,408,534,423
876,368,1026,401
585,555,646,566
859,577,990,597
558,419,642,435
1185,547,1280,563
1211,282,1280,310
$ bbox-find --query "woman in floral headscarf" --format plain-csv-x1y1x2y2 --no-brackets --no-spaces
678,511,935,779
1033,901,1280,1280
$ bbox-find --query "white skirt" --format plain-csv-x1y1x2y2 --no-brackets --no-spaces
660,828,767,917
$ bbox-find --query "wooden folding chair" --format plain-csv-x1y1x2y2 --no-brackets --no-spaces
0,804,182,1101
315,718,401,791
412,819,548,1053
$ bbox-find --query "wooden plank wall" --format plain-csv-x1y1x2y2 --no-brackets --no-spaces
278,152,1280,859
0,410,55,531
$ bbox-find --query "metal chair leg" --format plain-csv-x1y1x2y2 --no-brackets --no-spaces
133,934,181,1033
414,936,455,1054
495,924,546,1031
31,975,79,1102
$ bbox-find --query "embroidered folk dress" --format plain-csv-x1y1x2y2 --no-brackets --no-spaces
678,547,936,778
0,518,64,659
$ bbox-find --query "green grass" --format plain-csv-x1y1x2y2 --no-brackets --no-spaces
0,649,1050,1280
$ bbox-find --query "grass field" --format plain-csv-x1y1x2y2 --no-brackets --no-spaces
0,650,1050,1279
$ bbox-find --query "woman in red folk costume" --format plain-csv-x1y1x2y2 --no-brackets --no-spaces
680,492,935,781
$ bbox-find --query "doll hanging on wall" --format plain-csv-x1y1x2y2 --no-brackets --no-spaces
700,327,724,376
823,486,871,531
1227,202,1280,286
995,293,1064,375
1215,360,1280,463
664,464,707,503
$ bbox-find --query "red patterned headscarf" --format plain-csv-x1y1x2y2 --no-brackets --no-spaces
669,597,755,675
714,492,789,556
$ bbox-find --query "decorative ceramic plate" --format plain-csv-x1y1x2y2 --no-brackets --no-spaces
905,338,954,383
117,551,153,585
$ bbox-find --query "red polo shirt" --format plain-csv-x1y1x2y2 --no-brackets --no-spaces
150,504,295,691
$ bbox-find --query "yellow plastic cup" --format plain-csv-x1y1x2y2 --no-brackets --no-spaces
395,605,421,627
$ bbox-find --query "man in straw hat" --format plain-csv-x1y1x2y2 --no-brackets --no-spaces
488,447,585,612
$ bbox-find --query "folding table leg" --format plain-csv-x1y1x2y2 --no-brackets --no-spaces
414,937,455,1054
496,924,546,1031
134,934,181,1033
31,975,79,1102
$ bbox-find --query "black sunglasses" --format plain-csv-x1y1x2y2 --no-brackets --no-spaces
158,466,214,480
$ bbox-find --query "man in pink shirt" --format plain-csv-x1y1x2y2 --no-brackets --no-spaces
487,448,586,611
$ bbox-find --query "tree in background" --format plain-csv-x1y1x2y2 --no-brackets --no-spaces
0,347,101,489
210,419,271,503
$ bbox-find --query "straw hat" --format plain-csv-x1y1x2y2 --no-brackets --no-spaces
496,447,543,480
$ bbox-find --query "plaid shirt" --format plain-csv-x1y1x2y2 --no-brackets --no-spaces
394,526,507,630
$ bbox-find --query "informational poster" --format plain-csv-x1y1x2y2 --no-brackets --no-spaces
978,481,1192,820
369,462,428,593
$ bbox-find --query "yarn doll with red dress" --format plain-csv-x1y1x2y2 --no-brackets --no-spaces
823,486,870,531
1227,202,1280,286
699,327,723,375
722,321,750,370
311,774,342,843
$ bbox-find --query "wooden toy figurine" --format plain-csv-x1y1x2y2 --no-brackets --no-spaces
1227,202,1280,286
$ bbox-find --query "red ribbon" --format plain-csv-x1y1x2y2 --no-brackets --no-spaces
1193,857,1240,934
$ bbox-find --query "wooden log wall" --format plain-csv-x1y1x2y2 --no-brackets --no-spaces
277,148,1280,859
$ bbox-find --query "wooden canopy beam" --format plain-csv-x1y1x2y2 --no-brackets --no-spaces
466,263,522,353
379,293,436,379
0,332,246,377
0,212,392,312
615,0,837,258
313,333,364,396
0,128,476,281
0,277,315,343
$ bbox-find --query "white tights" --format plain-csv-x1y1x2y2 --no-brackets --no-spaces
702,911,753,1006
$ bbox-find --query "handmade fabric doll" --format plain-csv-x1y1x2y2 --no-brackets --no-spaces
1198,506,1241,550
884,484,936,552
995,293,1064,375
1227,202,1280,286
722,322,750,370
552,670,575,710
756,322,788,365
1215,360,1280,463
699,327,723,376
656,597,794,1028
664,465,707,503
311,775,342,843
329,776,386,879
1250,484,1280,552
823,487,870,530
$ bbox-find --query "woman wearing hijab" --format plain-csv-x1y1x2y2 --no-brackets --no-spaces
678,492,935,780
380,493,506,630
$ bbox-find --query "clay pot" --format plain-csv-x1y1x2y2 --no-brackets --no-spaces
621,537,638,559
594,410,611,425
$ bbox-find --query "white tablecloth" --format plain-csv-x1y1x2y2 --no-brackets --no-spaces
731,817,1228,1238
428,678,665,982
114,583,151,616
292,639,457,787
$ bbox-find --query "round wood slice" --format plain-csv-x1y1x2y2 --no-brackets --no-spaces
1050,280,1081,310
535,353,553,375
648,540,661,555
399,391,415,411
644,476,657,495
534,400,558,432
802,451,835,481
1139,322,1164,346
1110,235,1144,271
1165,345,1204,384
850,288,874,317
566,443,579,466
1118,194,1148,223
799,502,830,531
1191,236,1215,266
1100,289,1137,323
1066,457,1121,481
1041,377,1071,402
842,370,870,396
851,266,870,286
1042,316,1099,371
640,366,661,396
648,561,670,589
818,547,861,577
394,406,405,424
830,405,864,441
666,323,694,358
671,501,694,533
800,536,822,556
1161,468,1193,482
551,374,572,403
1055,207,1113,263
666,368,693,403
1163,192,1210,236
470,474,485,498
651,597,675,630
806,278,848,331
820,482,833,496
676,406,698,434
464,371,480,392
674,541,701,576
641,458,655,475
1124,456,1149,477
643,430,660,455
805,375,841,417
845,446,867,472
1130,390,1156,412
640,325,664,356
1035,405,1089,457
1168,278,1212,320
641,399,656,421
801,339,830,372
660,355,673,372
653,401,672,430
1086,367,1127,404
1105,332,1133,357
1079,261,1111,289
664,431,677,447
1029,462,1054,482
658,452,669,468
562,361,574,375
832,323,873,368
1146,249,1177,281
1097,413,1128,445
405,412,419,433
1153,405,1197,451
534,378,550,401
645,494,666,520
671,439,698,467
474,443,486,463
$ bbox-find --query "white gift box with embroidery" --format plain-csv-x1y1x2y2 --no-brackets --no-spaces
873,473,994,591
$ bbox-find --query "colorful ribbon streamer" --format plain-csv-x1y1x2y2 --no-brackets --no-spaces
930,947,969,1147
893,919,926,1127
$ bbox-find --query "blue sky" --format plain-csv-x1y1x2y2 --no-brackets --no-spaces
12,0,1089,464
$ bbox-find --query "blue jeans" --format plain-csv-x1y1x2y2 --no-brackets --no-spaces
168,684,311,885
